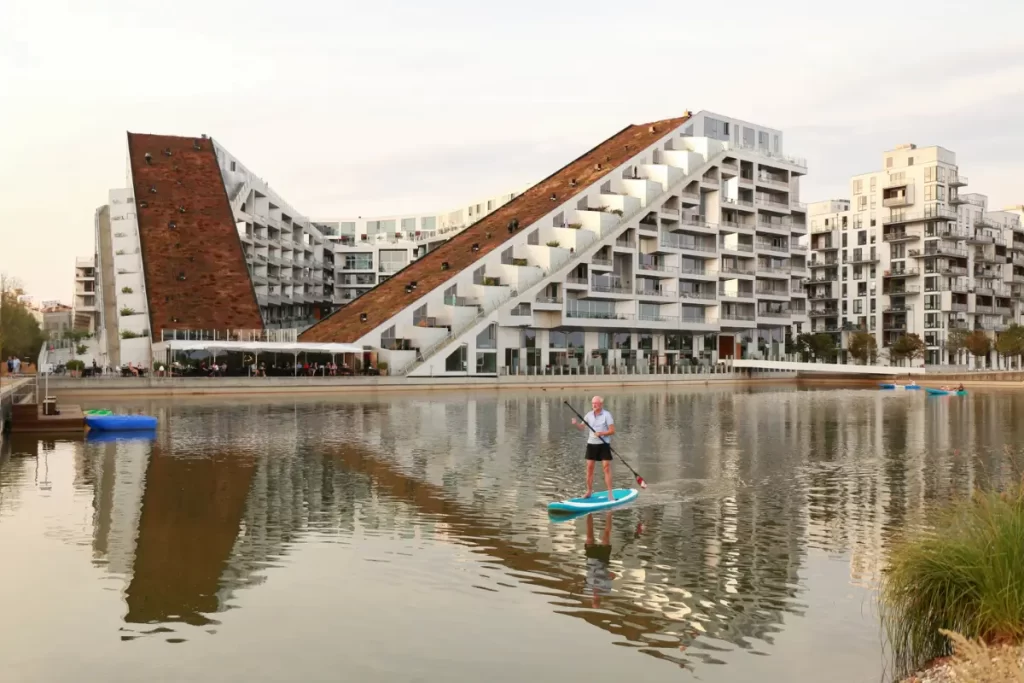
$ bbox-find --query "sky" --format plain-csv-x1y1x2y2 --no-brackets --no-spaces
1,0,1023,302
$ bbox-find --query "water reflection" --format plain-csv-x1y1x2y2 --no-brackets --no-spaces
2,387,1024,680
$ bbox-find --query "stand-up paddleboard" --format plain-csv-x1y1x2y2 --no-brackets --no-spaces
548,488,638,514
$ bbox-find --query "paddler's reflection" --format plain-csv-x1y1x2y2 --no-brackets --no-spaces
584,511,615,607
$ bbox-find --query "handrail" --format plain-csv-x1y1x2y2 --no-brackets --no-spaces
400,150,734,375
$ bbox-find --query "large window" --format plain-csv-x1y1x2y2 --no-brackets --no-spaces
523,329,537,348
343,254,373,270
476,352,497,374
476,323,496,350
612,332,631,350
445,345,467,372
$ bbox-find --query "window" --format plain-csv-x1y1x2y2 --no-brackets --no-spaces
853,179,863,194
886,157,893,168
230,161,236,172
476,352,497,373
476,323,497,350
853,300,863,314
743,127,755,147
857,230,867,246
401,217,416,231
858,196,867,210
908,156,914,166
773,135,780,153
445,345,467,372
638,333,654,350
924,166,935,182
870,177,876,191
758,131,769,150
421,216,436,231
523,329,537,348
612,332,631,349
842,216,848,228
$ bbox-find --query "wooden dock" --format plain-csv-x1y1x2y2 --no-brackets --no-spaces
10,401,86,434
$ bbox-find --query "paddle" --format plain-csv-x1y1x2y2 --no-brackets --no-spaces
564,401,647,489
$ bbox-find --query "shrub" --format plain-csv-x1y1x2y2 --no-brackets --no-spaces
66,359,85,372
611,209,624,217
115,249,126,255
121,330,141,339
121,286,133,294
76,344,88,356
566,223,582,230
120,307,136,316
880,480,1024,679
546,240,560,248
376,361,389,373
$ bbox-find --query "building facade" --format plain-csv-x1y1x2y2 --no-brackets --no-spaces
315,189,523,306
72,256,98,332
806,143,1023,366
300,110,812,377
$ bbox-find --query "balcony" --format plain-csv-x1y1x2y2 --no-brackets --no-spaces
949,175,968,187
883,305,913,314
680,290,717,301
756,241,789,253
808,291,838,301
846,252,879,264
883,208,957,225
638,260,678,273
718,265,755,276
807,274,839,283
591,257,614,268
791,244,808,252
755,286,791,298
808,308,840,318
883,322,908,332
591,281,633,295
636,287,675,298
719,220,753,233
883,268,919,278
660,235,716,253
885,285,921,295
717,287,754,300
929,226,968,240
966,231,994,245
790,200,807,212
883,230,921,242
922,244,968,259
809,259,838,268
614,237,636,249
758,309,791,318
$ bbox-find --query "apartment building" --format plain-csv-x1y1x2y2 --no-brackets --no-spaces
315,189,523,306
807,143,1023,366
301,110,811,376
72,255,98,332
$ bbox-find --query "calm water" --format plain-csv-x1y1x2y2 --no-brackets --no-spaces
2,386,1023,682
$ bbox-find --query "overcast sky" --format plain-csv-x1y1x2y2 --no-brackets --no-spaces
2,0,1022,302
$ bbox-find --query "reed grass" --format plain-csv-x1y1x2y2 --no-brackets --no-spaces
881,479,1024,679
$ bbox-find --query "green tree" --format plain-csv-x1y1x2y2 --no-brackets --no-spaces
995,323,1024,366
848,331,878,365
0,274,45,363
946,327,970,364
796,332,836,362
890,333,926,366
964,330,991,366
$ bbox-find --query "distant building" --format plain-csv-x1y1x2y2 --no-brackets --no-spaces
32,303,73,339
72,256,98,332
806,143,1024,367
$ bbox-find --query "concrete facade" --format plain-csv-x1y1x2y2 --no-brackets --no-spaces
806,143,1024,367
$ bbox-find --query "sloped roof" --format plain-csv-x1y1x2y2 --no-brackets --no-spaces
300,113,691,343
126,133,264,337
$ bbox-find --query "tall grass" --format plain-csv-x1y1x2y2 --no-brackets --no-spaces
880,480,1024,679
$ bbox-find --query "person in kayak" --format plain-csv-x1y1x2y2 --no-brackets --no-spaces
571,395,616,501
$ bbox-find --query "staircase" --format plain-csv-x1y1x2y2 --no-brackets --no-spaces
231,178,251,216
399,151,732,376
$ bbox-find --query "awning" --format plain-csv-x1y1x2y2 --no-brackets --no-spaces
163,340,364,355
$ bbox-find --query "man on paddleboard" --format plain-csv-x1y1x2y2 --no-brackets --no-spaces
571,395,616,501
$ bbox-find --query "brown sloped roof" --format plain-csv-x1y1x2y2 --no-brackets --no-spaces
300,113,692,343
126,133,263,337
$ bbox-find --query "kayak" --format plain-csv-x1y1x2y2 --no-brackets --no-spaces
925,388,967,396
548,488,638,514
879,384,922,390
85,414,159,431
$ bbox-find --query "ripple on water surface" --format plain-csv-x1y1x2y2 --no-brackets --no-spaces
1,387,1023,682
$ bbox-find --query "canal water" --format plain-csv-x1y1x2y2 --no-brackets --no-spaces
1,386,1022,682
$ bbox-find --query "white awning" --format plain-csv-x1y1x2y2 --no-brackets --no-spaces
163,340,364,355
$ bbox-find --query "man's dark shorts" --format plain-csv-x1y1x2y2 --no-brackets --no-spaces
585,443,612,461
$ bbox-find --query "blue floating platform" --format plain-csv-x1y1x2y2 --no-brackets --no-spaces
85,414,158,431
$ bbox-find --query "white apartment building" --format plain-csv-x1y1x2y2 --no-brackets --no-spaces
218,141,334,330
72,255,98,332
807,143,1024,366
302,110,812,376
315,189,523,306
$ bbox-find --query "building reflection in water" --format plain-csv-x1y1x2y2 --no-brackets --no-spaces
67,388,1024,664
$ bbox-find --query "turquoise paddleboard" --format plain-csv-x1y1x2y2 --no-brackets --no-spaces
548,488,638,514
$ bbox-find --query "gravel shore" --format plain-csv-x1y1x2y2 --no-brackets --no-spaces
901,643,1024,682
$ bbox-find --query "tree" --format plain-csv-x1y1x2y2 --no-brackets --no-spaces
795,332,836,362
946,327,970,365
0,274,45,363
995,324,1024,367
848,331,878,365
964,330,992,366
890,333,926,366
